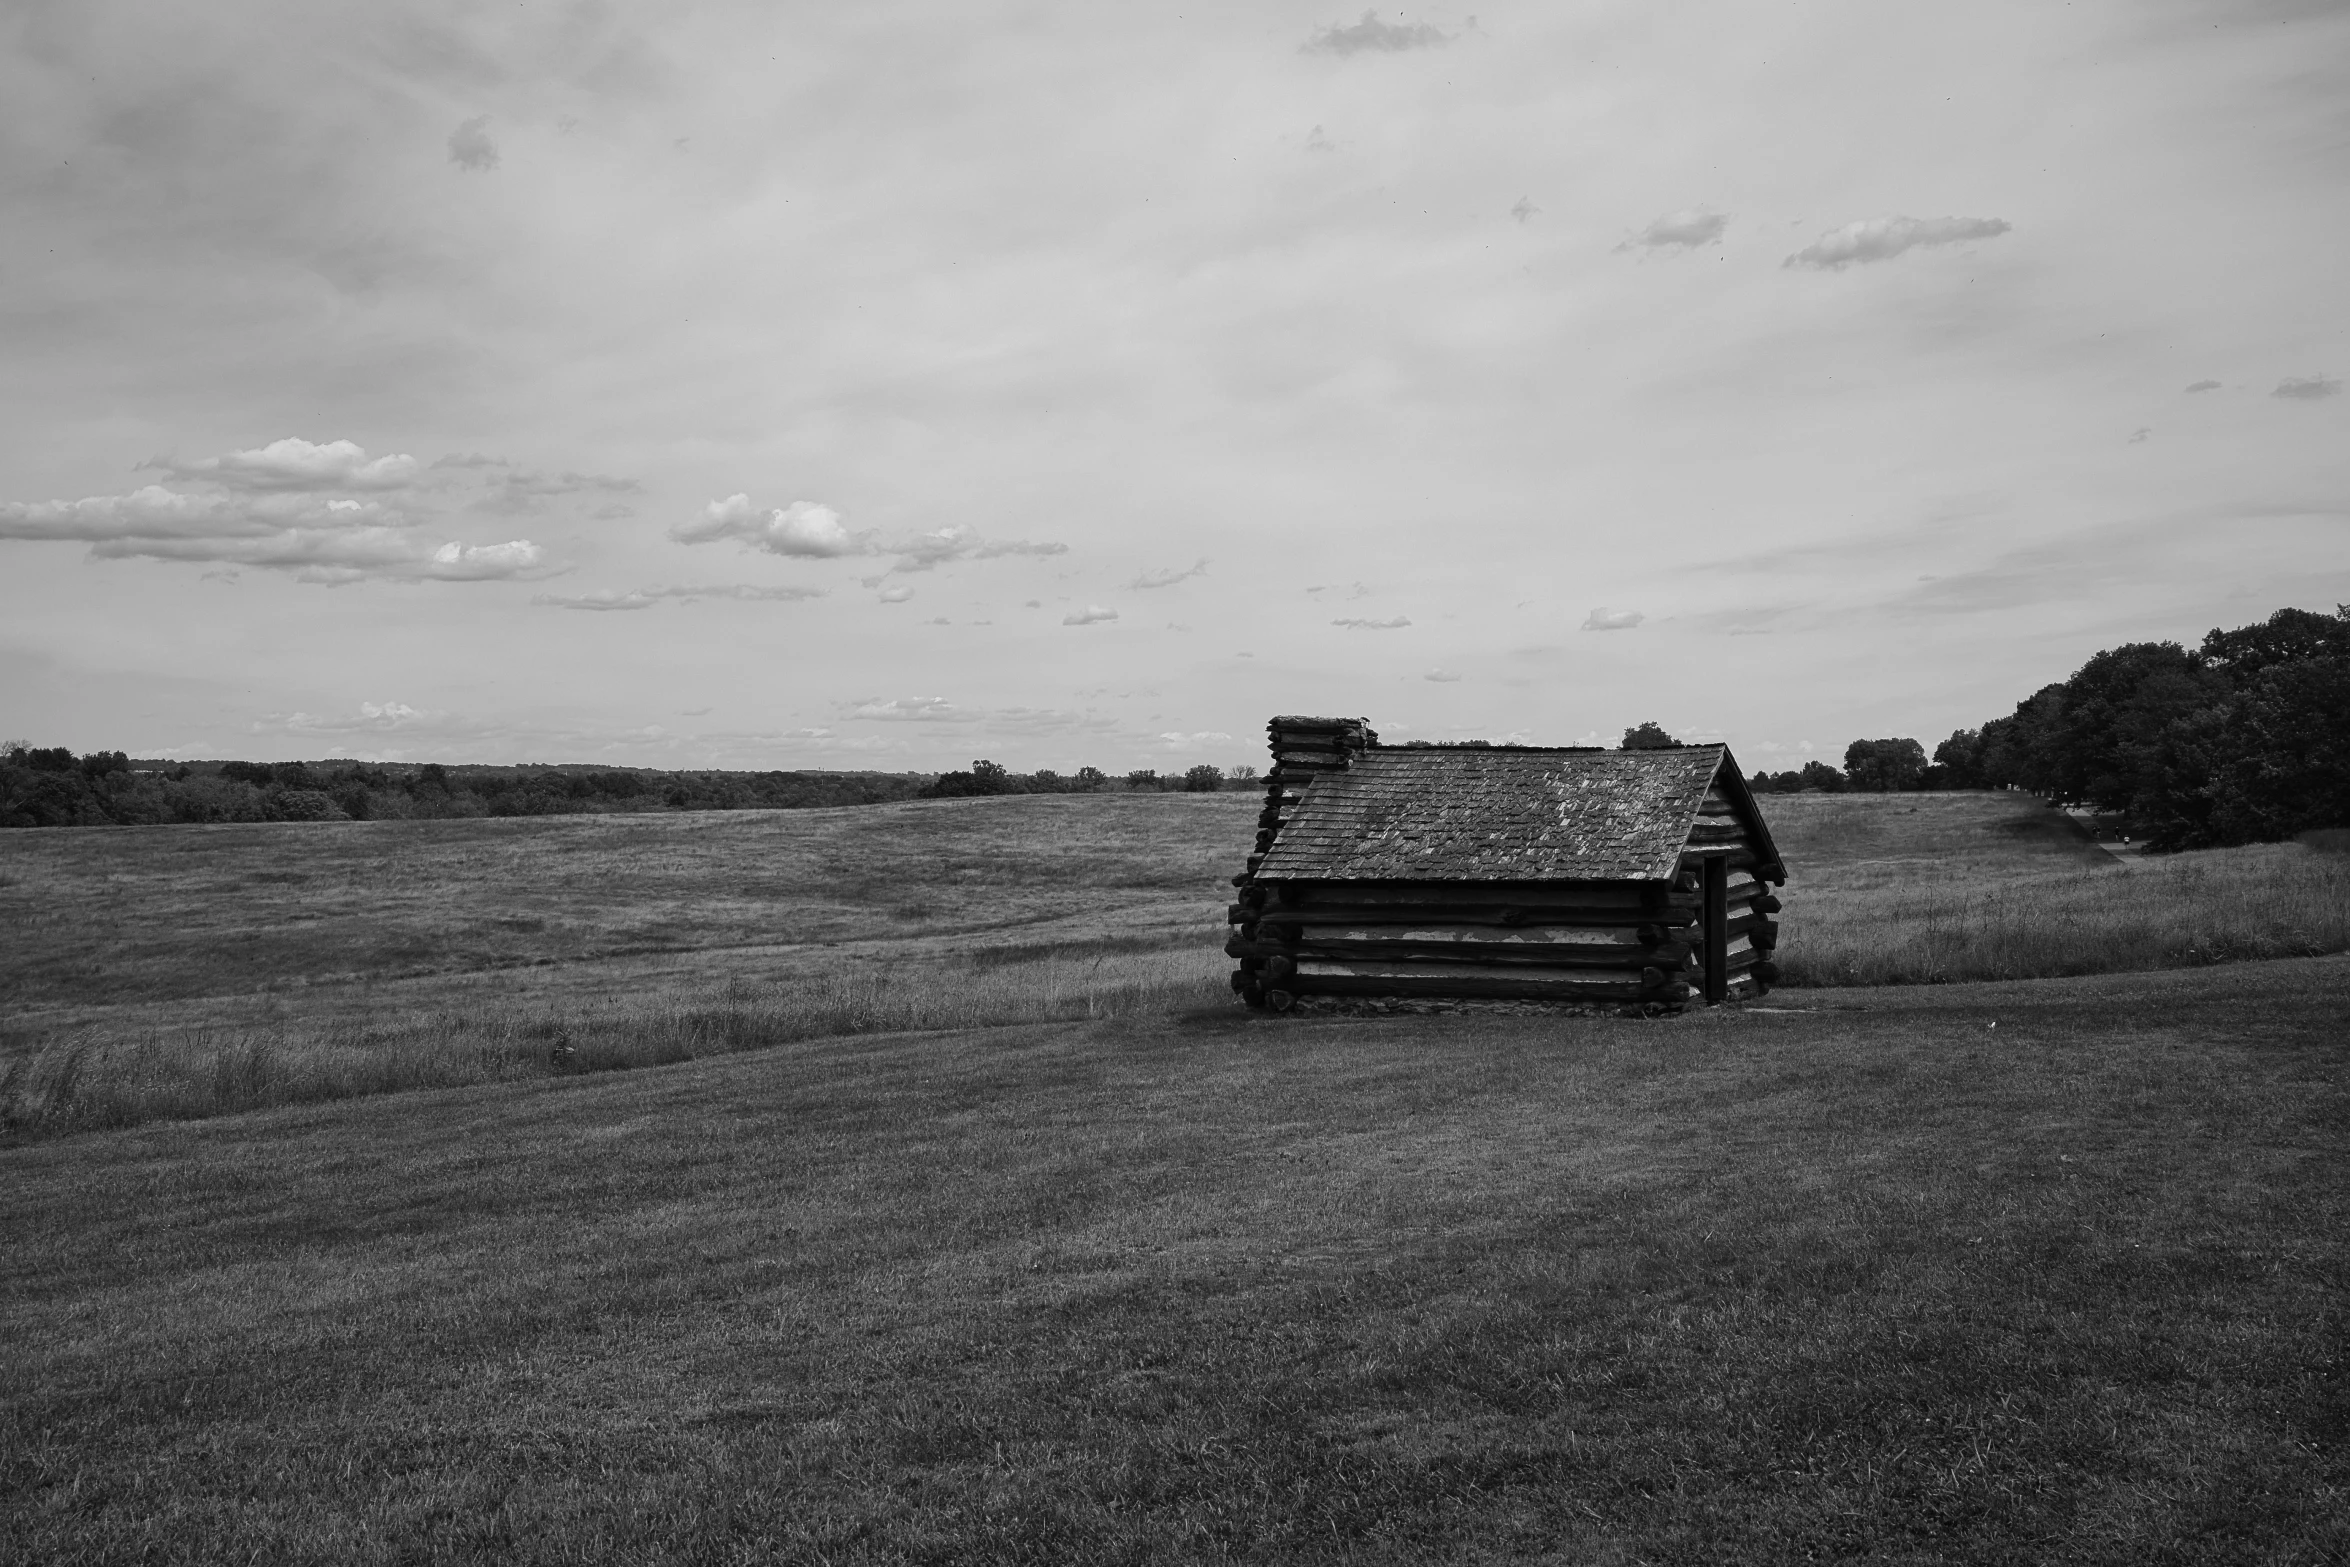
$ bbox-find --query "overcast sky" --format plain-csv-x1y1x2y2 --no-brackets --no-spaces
3,0,2345,772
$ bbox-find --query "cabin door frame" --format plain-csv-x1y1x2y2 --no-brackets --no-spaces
1700,855,1729,1006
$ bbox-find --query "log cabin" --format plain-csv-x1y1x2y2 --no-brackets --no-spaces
1225,716,1787,1014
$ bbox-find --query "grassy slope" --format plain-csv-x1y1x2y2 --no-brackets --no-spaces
5,958,2345,1563
1765,795,2350,985
10,789,2349,1133
0,793,1257,1051
0,792,1259,1007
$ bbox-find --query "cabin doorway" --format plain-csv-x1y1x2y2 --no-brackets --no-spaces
1701,856,1729,1005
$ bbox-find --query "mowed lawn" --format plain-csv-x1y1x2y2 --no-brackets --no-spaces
5,957,2345,1563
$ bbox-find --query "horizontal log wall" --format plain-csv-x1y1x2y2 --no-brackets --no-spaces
1229,878,1705,1011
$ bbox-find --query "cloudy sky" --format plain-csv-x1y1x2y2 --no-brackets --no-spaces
3,0,2344,772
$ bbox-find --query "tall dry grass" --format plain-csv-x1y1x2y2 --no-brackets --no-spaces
0,948,1226,1135
11,818,2348,1136
1778,840,2350,986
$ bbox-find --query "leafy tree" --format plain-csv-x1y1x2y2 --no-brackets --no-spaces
2197,656,2350,846
1926,729,1986,789
1182,764,1223,793
1031,768,1062,792
1946,604,2350,848
1977,684,2067,795
1750,762,1846,793
1072,766,1107,792
1620,721,1676,750
266,788,347,822
1125,768,1160,791
923,759,1011,799
1842,738,1927,792
2198,604,2350,681
2046,642,2221,810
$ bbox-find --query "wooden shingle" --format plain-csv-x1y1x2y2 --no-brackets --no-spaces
1254,745,1769,883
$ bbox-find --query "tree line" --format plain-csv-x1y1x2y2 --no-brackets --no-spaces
923,761,1253,796
1735,605,2350,851
0,749,1262,828
0,752,934,829
1927,605,2350,848
13,605,2339,846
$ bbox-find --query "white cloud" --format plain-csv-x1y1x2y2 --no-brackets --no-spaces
38,513,547,584
1784,215,2012,270
1128,558,1208,589
991,706,1121,735
1581,607,1645,631
423,540,546,580
448,116,499,172
0,486,393,541
1,441,558,584
1157,730,1232,749
1424,668,1463,682
2273,374,2341,400
673,504,1064,577
153,438,420,492
659,583,824,603
674,495,864,557
846,696,977,722
878,584,915,603
277,700,436,735
1304,12,1451,55
1332,615,1410,629
534,583,824,611
1619,209,1726,251
1064,605,1118,624
888,524,1066,573
468,468,641,515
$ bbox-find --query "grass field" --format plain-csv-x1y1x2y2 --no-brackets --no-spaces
5,790,2348,1133
4,790,2347,1559
4,957,2344,1562
1762,794,2350,986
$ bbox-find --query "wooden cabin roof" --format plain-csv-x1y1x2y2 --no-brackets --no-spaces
1255,744,1779,883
